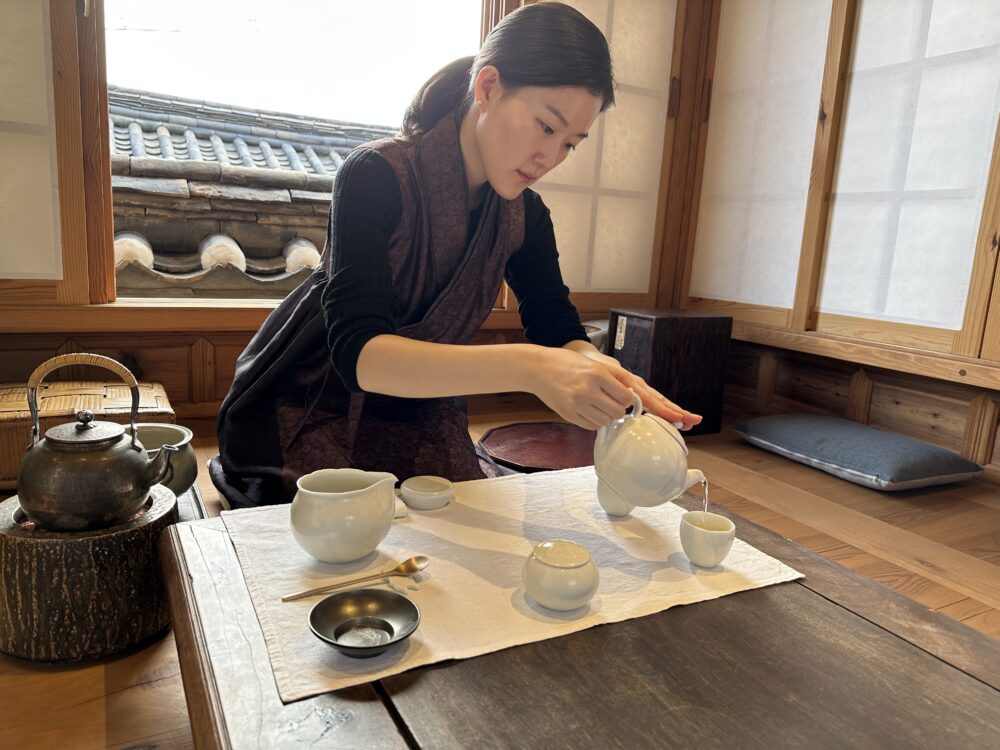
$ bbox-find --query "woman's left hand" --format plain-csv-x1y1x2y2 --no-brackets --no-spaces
576,350,703,430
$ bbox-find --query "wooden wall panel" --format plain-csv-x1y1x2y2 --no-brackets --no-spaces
866,381,969,453
0,336,67,384
211,337,253,402
845,369,874,424
725,342,759,390
988,426,1000,484
774,352,852,416
724,344,999,471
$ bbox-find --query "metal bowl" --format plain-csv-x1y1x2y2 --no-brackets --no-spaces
308,588,420,658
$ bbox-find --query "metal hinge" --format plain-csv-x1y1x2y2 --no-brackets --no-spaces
79,0,92,18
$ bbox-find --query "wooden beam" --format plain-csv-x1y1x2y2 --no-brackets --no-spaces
980,233,1000,361
734,321,1000,391
954,110,1000,356
845,368,873,424
815,312,955,353
644,0,689,310
51,0,90,305
789,0,859,331
963,393,999,466
78,0,115,304
656,0,717,308
190,338,216,404
756,350,778,412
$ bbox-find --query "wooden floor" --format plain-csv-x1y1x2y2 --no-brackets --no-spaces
2,392,999,749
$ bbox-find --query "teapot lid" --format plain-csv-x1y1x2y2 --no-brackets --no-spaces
45,409,124,447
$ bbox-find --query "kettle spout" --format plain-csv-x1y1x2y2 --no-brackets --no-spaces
684,468,706,493
147,443,179,488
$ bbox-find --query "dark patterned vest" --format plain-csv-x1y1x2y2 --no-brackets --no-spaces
217,111,525,507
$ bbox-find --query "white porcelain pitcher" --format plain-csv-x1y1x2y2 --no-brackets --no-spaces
593,393,705,516
290,469,398,563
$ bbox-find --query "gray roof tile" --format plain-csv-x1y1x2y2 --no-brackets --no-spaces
109,86,395,183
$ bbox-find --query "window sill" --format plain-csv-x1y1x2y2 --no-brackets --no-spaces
0,298,280,333
733,321,1000,391
0,299,527,334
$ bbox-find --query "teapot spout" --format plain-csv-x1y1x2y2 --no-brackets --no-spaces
147,443,179,488
684,468,706,493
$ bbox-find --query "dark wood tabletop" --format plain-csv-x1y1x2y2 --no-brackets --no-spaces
160,490,1000,749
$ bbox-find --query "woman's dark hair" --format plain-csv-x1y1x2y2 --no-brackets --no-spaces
402,1,615,135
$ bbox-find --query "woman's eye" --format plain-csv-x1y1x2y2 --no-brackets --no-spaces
539,120,555,135
566,143,577,151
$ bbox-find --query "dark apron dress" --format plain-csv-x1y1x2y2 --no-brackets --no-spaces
216,112,525,507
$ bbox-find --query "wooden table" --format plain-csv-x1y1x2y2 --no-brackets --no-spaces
160,490,1000,749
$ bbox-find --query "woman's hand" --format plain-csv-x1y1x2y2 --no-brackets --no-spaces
573,349,703,430
523,347,635,430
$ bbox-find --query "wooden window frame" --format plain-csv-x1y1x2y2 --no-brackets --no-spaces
0,0,691,335
668,0,1000,381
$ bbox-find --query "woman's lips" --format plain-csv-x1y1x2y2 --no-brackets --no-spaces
517,169,536,184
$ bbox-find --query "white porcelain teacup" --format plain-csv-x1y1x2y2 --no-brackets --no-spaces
679,511,736,568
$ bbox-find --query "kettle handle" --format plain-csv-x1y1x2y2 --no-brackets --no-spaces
26,353,141,448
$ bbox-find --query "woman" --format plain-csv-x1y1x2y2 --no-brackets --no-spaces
216,1,701,508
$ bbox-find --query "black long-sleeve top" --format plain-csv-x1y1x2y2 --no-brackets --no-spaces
321,148,588,392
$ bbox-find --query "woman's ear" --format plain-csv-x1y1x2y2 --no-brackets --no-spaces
474,65,504,111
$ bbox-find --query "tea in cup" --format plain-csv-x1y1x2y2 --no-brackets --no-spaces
679,511,735,568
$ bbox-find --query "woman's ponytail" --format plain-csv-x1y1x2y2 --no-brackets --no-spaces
402,55,475,136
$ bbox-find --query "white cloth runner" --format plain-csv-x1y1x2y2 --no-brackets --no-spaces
221,466,802,703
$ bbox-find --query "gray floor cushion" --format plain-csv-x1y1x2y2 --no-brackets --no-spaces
732,414,983,491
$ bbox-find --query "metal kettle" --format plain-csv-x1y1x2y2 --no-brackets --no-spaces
16,353,176,532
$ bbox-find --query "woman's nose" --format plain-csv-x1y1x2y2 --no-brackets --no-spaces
536,143,561,170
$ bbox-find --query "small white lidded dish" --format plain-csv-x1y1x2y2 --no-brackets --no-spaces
522,539,599,611
400,475,453,510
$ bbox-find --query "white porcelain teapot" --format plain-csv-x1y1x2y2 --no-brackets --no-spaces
593,393,705,516
290,469,398,563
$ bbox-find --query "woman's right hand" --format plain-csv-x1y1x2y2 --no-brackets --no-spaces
523,347,635,430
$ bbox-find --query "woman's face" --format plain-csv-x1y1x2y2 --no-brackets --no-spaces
470,69,603,200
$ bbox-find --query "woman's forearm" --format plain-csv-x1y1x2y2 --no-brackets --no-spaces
355,334,544,397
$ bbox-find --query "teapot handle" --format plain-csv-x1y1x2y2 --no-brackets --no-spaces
627,391,643,418
26,353,141,448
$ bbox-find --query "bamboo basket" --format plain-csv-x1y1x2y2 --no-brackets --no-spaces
0,380,174,490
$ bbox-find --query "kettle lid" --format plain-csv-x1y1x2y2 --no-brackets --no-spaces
45,409,124,447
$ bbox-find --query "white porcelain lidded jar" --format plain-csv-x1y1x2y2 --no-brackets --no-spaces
522,539,599,611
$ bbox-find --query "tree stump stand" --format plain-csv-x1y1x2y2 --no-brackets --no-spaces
0,485,177,662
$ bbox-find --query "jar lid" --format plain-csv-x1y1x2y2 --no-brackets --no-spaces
400,475,453,510
532,539,591,568
45,409,125,447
